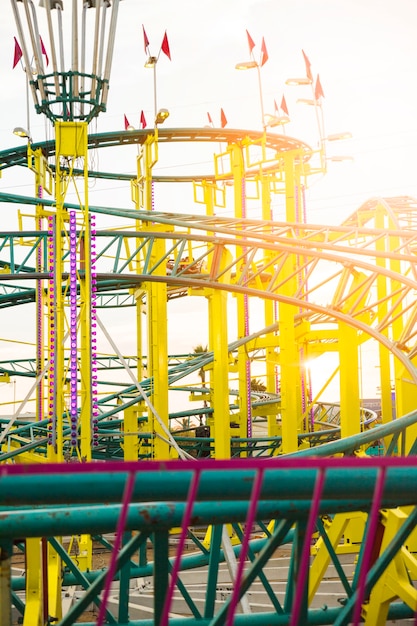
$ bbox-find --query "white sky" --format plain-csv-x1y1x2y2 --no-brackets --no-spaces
1,0,416,215
0,0,416,410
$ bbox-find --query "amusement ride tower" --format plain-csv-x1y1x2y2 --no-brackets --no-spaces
10,0,122,464
3,2,417,625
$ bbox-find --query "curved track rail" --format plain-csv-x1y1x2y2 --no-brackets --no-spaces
1,127,417,625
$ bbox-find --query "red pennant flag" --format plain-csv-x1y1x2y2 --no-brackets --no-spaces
40,36,49,67
260,37,268,66
142,25,150,54
207,112,213,125
302,49,313,82
220,108,227,128
246,29,256,55
13,36,23,69
274,99,279,113
161,31,171,60
314,74,325,100
124,114,131,130
140,110,147,129
280,94,289,116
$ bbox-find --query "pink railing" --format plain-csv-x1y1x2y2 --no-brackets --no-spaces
3,455,417,624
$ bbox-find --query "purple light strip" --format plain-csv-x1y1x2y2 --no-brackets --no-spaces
226,467,264,626
96,470,136,626
69,211,78,447
160,469,201,626
90,214,99,446
290,467,325,626
241,177,252,438
36,185,44,422
47,216,56,446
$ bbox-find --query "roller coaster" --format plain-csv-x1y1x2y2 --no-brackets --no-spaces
2,1,417,624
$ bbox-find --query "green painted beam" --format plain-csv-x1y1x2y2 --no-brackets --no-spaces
2,463,417,506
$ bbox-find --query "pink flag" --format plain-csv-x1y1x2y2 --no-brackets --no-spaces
302,49,313,82
274,99,279,113
124,114,131,130
220,108,227,128
40,36,49,67
246,29,256,55
13,37,22,69
260,37,268,66
207,112,213,125
161,31,171,60
281,94,289,116
315,74,324,100
142,25,150,54
140,110,147,129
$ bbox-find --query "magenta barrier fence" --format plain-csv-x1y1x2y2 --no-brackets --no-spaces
3,455,417,624
3,453,417,476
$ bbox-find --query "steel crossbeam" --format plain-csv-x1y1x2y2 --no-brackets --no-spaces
2,457,417,624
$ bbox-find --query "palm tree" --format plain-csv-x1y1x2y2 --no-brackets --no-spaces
193,344,208,384
250,378,267,393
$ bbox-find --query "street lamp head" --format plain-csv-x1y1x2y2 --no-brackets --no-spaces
235,60,258,70
145,56,158,68
264,114,290,128
155,108,169,125
325,132,353,142
285,77,312,86
13,126,32,141
296,98,317,106
327,155,354,162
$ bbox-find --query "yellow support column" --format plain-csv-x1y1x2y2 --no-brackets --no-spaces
23,538,43,626
364,509,417,625
279,305,300,453
133,153,146,413
375,204,395,444
51,134,66,464
0,543,12,626
388,222,417,450
339,322,361,438
229,142,251,441
137,130,170,459
47,540,62,623
260,172,280,437
28,146,53,427
279,151,303,453
55,122,92,570
208,288,231,458
265,298,280,437
124,406,140,460
146,277,169,460
77,131,93,463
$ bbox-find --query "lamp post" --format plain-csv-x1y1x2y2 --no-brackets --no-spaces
144,55,158,122
286,74,353,171
235,59,266,131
